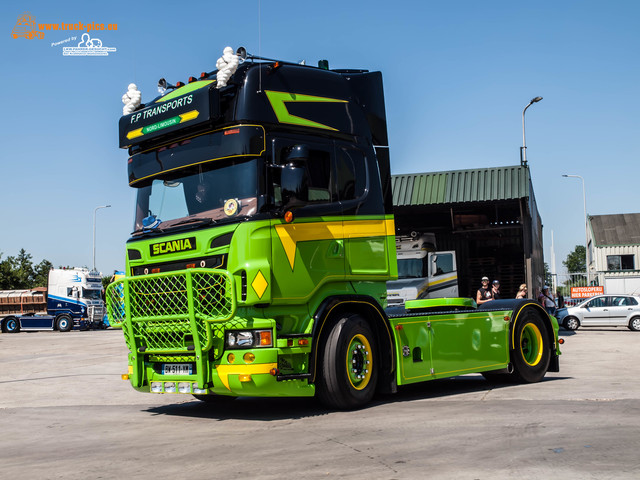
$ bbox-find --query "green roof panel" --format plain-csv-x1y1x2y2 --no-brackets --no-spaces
392,165,531,206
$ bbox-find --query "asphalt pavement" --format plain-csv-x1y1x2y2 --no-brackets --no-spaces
1,327,638,479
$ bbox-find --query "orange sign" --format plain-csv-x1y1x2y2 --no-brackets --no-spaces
570,286,604,298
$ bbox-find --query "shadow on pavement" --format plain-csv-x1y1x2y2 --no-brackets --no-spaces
145,374,570,421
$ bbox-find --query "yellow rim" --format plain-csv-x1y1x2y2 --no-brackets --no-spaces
520,323,544,366
346,333,373,390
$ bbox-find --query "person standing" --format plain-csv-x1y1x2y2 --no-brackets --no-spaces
538,286,556,315
491,280,501,299
515,284,528,299
476,276,494,304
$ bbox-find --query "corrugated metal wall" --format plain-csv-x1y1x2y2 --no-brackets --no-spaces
392,166,531,207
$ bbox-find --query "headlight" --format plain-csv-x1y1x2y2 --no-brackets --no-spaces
226,329,272,349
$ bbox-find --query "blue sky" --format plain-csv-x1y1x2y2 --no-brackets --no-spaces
1,1,638,278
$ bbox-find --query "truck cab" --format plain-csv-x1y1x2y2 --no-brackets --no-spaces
387,233,458,306
47,268,106,329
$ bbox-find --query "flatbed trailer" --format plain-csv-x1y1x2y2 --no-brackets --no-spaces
107,47,560,409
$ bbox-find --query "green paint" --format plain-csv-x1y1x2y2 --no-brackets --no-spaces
156,80,214,103
265,90,347,131
142,116,180,134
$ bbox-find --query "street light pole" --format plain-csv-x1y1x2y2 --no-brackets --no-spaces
562,174,588,283
93,205,111,272
521,96,543,167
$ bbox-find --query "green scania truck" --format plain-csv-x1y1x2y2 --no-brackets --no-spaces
107,48,560,409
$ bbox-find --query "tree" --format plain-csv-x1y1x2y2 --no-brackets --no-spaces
33,259,54,287
0,249,53,290
563,245,586,273
543,262,553,286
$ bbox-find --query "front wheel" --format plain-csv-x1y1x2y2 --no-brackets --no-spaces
628,317,640,332
512,311,551,383
56,315,72,332
316,314,378,410
563,316,580,331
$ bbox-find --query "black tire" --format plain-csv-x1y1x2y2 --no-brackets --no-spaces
3,317,20,333
57,315,72,332
628,316,640,332
563,316,580,331
316,314,378,410
192,394,237,403
512,310,551,383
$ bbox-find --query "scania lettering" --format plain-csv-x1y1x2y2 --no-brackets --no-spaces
107,47,560,409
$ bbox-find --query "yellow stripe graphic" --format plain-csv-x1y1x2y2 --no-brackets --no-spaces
215,363,278,390
275,219,394,270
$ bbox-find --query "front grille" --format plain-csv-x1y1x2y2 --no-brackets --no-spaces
88,305,105,323
106,269,235,354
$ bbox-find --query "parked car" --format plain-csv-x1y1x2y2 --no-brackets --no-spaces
556,295,640,331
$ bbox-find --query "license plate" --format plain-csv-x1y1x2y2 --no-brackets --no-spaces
162,364,192,375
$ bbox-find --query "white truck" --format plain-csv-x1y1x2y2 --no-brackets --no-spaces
386,233,458,307
0,268,106,333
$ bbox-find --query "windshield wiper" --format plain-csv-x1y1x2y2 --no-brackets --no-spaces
165,217,217,228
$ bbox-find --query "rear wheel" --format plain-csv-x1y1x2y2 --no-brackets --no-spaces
3,317,20,333
563,316,580,331
57,315,72,332
317,314,378,409
628,317,640,332
512,311,551,383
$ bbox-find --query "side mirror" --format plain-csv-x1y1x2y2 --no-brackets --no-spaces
281,163,309,207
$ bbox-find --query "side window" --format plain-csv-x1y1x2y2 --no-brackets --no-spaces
433,253,454,276
614,296,637,306
273,144,332,206
586,297,606,308
335,147,366,201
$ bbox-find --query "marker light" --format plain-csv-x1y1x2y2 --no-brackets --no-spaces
558,338,565,345
121,374,129,380
227,353,236,363
243,352,255,363
200,72,208,79
238,374,252,382
270,368,279,376
188,76,197,83
284,211,294,223
298,338,309,346
176,81,185,88
259,331,272,346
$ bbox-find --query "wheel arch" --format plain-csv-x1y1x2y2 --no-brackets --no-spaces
310,295,396,394
510,301,559,373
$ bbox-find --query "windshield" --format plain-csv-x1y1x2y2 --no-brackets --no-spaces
133,158,262,232
82,289,102,300
397,258,427,279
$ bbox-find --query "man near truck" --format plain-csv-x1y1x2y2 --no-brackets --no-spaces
476,276,493,304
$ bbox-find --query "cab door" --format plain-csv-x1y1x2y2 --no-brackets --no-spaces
269,137,345,301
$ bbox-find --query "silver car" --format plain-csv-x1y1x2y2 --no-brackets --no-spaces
556,295,640,331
